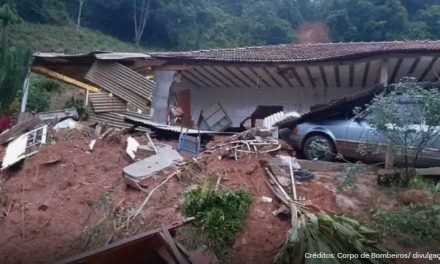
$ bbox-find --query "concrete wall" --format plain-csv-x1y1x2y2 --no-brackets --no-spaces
172,80,365,127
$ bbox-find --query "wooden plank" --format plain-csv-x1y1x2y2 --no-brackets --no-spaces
224,67,252,87
207,66,242,87
334,65,341,87
407,57,421,77
291,67,305,87
305,67,316,87
425,57,440,82
367,60,383,87
248,67,271,87
237,67,260,87
215,67,247,87
190,68,217,87
183,71,211,87
233,67,257,87
266,67,292,87
197,66,230,87
323,65,337,87
32,66,101,93
181,72,204,87
262,67,283,87
419,57,438,81
349,64,355,87
177,89,193,128
0,117,40,145
353,62,366,87
307,66,324,87
390,58,403,83
362,61,371,87
160,227,190,264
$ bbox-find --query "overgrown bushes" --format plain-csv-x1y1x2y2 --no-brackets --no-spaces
182,188,253,252
372,203,440,246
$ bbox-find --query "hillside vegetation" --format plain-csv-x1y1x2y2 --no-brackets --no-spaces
8,22,147,53
3,0,440,52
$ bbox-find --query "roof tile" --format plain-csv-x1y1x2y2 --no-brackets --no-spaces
151,41,440,63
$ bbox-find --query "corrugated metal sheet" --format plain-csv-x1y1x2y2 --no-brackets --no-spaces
94,53,151,60
89,92,127,113
85,61,155,111
88,111,149,132
123,114,234,135
33,51,105,58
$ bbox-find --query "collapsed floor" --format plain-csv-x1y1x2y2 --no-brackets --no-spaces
0,127,435,264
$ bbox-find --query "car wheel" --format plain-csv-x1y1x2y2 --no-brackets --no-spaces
303,135,336,161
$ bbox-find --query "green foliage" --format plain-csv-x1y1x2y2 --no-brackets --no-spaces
8,22,147,53
182,188,253,252
335,161,367,192
3,0,69,25
64,96,88,120
417,5,440,38
0,3,32,114
372,203,440,246
0,3,20,26
274,209,393,264
4,0,440,52
407,171,440,192
357,78,440,186
21,77,61,112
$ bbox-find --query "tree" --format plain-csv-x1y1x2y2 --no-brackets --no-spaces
133,0,151,45
76,0,87,31
0,4,32,114
418,5,440,39
357,78,440,185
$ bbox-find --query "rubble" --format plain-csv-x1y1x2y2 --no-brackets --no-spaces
53,118,78,131
1,125,48,170
0,117,40,145
125,136,140,160
0,122,415,263
123,144,183,188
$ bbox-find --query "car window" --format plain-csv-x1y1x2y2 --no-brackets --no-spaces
395,100,423,124
357,97,424,125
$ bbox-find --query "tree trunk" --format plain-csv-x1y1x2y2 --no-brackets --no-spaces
133,0,151,45
76,0,85,31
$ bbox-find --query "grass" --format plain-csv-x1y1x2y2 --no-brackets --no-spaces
8,22,151,53
371,203,440,246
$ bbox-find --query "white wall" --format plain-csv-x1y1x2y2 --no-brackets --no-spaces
172,80,365,127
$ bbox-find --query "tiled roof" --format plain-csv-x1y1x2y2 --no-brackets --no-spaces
151,40,440,63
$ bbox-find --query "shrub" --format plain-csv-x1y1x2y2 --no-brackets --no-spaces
182,188,253,252
372,203,440,245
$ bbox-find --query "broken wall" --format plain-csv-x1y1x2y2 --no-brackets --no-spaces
172,80,365,127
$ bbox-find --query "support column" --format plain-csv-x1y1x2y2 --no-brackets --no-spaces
379,59,394,169
18,71,31,122
85,90,89,106
20,72,30,113
151,71,175,124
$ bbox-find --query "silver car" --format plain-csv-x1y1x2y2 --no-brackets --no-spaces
280,107,440,168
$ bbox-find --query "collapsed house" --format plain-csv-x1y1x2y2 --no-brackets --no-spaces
29,40,440,133
2,41,440,264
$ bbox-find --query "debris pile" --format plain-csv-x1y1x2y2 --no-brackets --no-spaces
0,115,393,264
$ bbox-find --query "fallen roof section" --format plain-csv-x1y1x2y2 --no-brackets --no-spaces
276,81,440,129
123,114,236,135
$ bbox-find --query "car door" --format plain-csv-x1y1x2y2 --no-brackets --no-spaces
343,113,386,161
